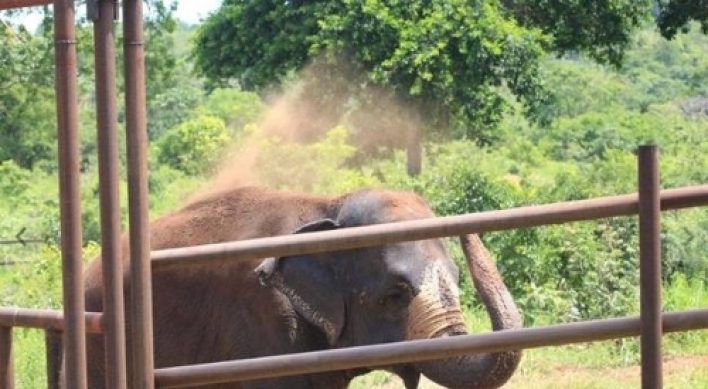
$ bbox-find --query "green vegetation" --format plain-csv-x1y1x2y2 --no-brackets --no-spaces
1,4,708,388
192,0,708,174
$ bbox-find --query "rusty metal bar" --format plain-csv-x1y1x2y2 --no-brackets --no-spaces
93,0,127,387
0,326,13,389
151,185,708,270
0,0,51,10
45,329,62,389
54,0,87,387
154,308,708,388
638,146,663,389
0,308,103,333
122,0,154,387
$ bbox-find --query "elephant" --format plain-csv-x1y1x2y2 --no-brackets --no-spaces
62,186,522,388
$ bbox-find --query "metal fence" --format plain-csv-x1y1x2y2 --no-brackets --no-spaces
1,1,707,389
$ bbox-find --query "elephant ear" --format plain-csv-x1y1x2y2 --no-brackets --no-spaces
255,219,345,345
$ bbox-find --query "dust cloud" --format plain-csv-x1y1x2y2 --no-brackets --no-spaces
187,55,422,203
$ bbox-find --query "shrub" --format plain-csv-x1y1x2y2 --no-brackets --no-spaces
156,116,231,175
194,88,265,135
0,160,32,198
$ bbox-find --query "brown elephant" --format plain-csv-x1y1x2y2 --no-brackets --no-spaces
71,186,521,388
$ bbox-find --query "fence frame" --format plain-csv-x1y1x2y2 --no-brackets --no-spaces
0,1,707,389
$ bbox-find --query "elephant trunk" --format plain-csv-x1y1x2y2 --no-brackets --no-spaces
410,234,522,389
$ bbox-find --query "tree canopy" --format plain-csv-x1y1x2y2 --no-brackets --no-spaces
192,1,675,174
192,1,663,137
0,22,55,169
499,0,652,67
657,0,708,39
0,1,179,169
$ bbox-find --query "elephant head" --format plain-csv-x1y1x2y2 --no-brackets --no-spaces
256,190,522,388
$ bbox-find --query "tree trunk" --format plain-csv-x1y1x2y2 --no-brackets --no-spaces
406,128,422,177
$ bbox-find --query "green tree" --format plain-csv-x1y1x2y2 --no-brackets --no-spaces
657,0,708,39
146,82,203,140
3,1,183,169
500,0,653,66
0,22,56,169
0,160,32,198
194,0,554,174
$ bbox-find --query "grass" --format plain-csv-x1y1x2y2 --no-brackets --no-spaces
1,243,98,389
11,329,48,388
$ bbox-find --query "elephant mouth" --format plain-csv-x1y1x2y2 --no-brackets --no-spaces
390,327,469,387
388,325,467,389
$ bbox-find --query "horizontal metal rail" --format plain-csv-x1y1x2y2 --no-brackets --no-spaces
154,308,708,388
0,308,103,333
152,184,708,270
0,0,52,10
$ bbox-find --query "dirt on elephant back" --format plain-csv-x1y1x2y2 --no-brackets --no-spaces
364,354,708,388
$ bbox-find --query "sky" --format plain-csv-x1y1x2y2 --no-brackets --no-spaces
171,0,222,25
11,0,223,29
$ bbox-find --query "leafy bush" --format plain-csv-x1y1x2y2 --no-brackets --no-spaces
0,160,32,198
663,273,708,352
147,83,203,140
194,88,265,135
662,208,708,280
156,115,231,175
0,24,56,170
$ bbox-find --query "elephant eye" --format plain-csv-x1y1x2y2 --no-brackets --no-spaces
380,283,411,308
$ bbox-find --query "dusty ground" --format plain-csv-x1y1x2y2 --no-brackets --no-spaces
366,355,708,388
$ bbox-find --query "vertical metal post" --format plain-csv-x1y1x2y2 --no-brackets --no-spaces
638,145,662,389
123,0,154,387
45,329,61,389
0,326,13,389
94,0,128,388
53,0,87,388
